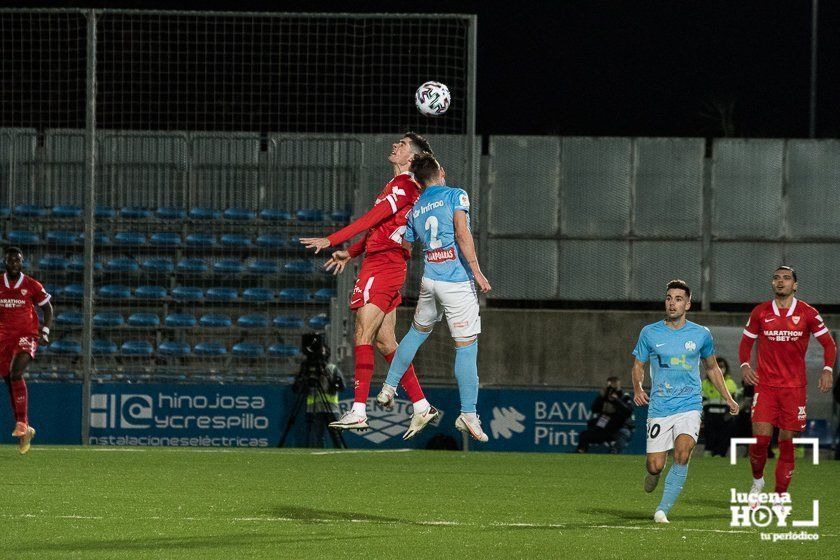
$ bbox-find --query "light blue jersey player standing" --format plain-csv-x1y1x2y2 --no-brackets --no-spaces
631,280,738,523
375,153,492,441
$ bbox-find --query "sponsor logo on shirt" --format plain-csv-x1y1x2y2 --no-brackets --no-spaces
0,298,26,308
426,247,456,263
418,199,445,215
763,330,804,342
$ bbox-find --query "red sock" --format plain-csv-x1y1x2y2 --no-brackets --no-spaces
775,439,795,493
749,435,771,479
10,379,28,425
353,345,375,404
383,351,425,402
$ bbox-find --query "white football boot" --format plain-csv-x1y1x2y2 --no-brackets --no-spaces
653,510,669,524
748,477,765,509
18,426,36,455
375,384,396,411
455,413,489,443
402,406,440,440
328,410,369,431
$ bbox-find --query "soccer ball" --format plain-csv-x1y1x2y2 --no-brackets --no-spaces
415,81,451,117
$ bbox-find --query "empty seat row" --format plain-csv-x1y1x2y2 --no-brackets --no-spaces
33,256,319,275
2,205,351,223
2,231,311,249
55,311,329,330
45,339,301,358
57,284,333,302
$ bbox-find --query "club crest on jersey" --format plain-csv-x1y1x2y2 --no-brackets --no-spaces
792,316,800,325
684,340,697,351
20,289,27,296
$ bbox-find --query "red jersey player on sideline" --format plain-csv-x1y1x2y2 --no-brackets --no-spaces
300,132,439,437
0,246,54,454
739,266,835,502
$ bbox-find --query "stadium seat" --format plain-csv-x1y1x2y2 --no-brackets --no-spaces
52,205,83,218
213,259,244,275
242,287,274,302
186,233,217,247
8,231,40,245
127,313,161,327
79,232,111,246
314,288,337,302
177,258,209,274
134,285,168,299
99,284,132,299
92,312,124,328
95,206,116,219
284,260,315,274
206,287,238,301
49,340,82,355
142,258,175,274
269,343,300,358
68,256,103,272
61,284,85,299
223,207,256,221
114,231,147,246
200,313,233,328
308,313,330,330
247,259,278,275
0,206,9,218
255,233,285,248
46,231,80,246
121,340,154,356
189,207,220,220
38,256,68,271
165,313,197,328
232,342,264,357
194,341,227,356
171,286,204,301
56,312,84,327
120,207,152,219
158,341,191,357
330,209,351,223
105,257,140,273
237,314,268,328
279,288,311,302
273,315,303,329
220,233,251,247
14,204,47,218
296,209,324,222
259,208,292,221
150,232,182,247
156,207,186,220
92,339,118,355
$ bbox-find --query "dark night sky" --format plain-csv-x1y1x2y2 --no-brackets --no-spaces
2,0,838,138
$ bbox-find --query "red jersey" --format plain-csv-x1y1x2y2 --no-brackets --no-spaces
327,172,421,262
739,298,836,388
0,273,51,338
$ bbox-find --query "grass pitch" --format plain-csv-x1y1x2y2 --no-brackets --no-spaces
0,446,836,559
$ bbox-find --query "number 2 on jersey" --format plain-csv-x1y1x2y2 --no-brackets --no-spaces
424,216,442,249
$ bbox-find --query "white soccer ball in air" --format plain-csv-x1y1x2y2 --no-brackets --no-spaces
415,81,451,117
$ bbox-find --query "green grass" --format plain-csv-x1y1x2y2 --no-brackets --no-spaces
0,446,836,559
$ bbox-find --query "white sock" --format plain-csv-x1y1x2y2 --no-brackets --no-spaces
351,402,366,415
413,398,430,414
752,476,764,486
461,412,478,421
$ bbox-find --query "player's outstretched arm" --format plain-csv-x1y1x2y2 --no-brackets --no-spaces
631,359,649,406
300,196,403,253
453,210,491,293
703,355,739,415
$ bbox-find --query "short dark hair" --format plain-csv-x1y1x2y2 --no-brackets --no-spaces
666,279,691,299
409,152,442,187
606,376,620,384
4,246,22,257
403,131,432,155
776,265,797,282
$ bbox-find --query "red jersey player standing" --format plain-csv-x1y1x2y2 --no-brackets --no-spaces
300,132,439,438
0,247,54,454
739,266,836,501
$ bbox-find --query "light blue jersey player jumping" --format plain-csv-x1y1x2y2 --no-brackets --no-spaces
375,152,492,442
631,280,738,523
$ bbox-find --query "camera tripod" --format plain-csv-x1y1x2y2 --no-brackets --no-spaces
278,367,347,449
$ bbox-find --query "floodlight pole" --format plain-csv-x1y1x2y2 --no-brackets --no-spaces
809,0,818,138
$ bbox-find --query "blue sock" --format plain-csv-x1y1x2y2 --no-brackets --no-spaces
454,341,479,413
657,463,688,515
384,326,431,387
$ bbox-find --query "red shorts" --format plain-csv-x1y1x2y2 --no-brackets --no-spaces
751,384,807,432
0,335,38,378
349,255,407,314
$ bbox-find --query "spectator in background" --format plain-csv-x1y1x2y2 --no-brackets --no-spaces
577,376,634,454
701,357,740,457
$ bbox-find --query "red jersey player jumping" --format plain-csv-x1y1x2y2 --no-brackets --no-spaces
300,132,439,438
1,246,54,454
739,266,835,502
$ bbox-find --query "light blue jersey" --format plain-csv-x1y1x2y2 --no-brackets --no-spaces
405,185,472,282
632,320,714,418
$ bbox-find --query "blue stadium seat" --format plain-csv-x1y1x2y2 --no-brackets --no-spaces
79,232,111,246
121,340,154,356
330,209,351,223
120,207,152,220
61,284,85,299
269,343,300,358
39,256,68,271
177,258,208,274
297,209,324,222
8,231,40,245
114,231,147,246
92,312,124,328
0,206,9,218
308,313,330,330
220,233,251,247
242,287,274,302
92,339,118,355
284,260,315,274
247,259,278,275
314,288,337,302
142,258,175,274
165,313,197,328
194,341,227,356
127,313,161,327
259,209,292,221
14,204,47,218
206,287,238,301
224,207,256,221
279,288,311,302
186,233,217,247
200,313,233,328
156,207,186,220
273,315,304,329
189,207,220,220
134,285,168,300
255,233,285,248
95,206,116,219
99,284,132,299
232,342,264,357
56,312,84,327
213,259,244,275
51,205,82,218
46,231,80,246
150,232,182,247
105,257,140,273
68,256,103,272
49,339,82,355
237,314,268,328
171,286,204,301
158,341,191,357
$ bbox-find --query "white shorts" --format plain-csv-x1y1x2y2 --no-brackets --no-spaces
414,277,481,341
645,410,701,454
